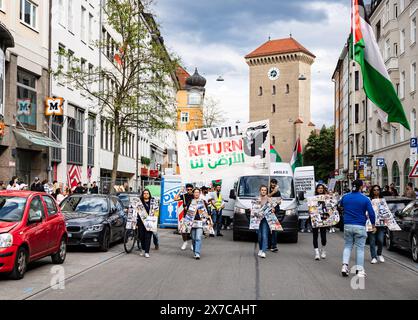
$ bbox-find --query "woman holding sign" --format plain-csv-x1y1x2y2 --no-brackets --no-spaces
311,184,329,261
368,185,386,264
137,189,159,258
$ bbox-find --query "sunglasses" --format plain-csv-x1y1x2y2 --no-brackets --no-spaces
187,188,193,191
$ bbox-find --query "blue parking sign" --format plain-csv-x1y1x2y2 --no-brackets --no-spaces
410,138,418,148
376,158,385,167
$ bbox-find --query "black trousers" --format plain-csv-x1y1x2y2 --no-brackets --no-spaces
138,219,153,254
312,227,327,249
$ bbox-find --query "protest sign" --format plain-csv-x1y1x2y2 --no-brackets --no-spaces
307,195,340,228
177,120,270,182
249,199,282,231
294,166,315,197
371,198,401,231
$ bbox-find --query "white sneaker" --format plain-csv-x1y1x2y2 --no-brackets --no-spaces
320,249,326,259
145,253,150,258
341,264,349,277
357,270,367,278
257,250,263,257
314,249,320,261
378,255,385,263
181,241,187,251
194,254,200,260
371,258,378,264
259,251,266,258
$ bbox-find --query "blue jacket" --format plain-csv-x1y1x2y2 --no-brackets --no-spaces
340,192,375,226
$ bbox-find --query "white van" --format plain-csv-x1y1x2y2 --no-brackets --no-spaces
228,163,303,243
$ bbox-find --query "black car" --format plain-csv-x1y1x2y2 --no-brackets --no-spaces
60,194,127,252
386,199,418,262
116,192,141,211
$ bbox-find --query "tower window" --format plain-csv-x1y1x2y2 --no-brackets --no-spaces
272,85,276,95
272,136,276,145
272,104,276,113
286,84,290,94
259,86,263,96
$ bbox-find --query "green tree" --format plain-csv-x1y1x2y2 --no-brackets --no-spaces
303,125,335,182
55,0,178,190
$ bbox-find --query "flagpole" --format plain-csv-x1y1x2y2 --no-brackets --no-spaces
352,0,358,181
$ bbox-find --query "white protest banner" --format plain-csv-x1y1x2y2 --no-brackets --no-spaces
177,120,270,182
294,166,316,197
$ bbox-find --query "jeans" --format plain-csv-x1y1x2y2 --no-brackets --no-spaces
268,231,278,249
152,232,159,247
342,224,367,270
191,228,203,255
312,227,327,249
368,227,385,259
257,218,269,252
211,209,223,235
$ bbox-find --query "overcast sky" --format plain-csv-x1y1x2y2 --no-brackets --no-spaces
153,0,358,128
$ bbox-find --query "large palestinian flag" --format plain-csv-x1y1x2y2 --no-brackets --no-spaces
352,0,409,129
290,138,303,171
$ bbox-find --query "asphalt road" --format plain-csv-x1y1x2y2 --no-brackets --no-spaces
1,229,417,300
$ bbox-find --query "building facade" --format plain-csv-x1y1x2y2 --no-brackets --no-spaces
333,0,418,194
245,37,316,162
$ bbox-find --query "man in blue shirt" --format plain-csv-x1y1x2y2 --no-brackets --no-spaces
339,180,376,278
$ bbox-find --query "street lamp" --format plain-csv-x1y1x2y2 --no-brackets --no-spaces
298,74,307,81
216,76,224,82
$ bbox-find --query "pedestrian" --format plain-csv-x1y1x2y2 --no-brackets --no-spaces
7,176,20,190
74,182,85,194
381,185,391,197
189,188,210,259
368,185,386,264
0,181,6,190
209,183,225,237
30,177,44,192
174,183,195,251
403,182,416,199
137,189,159,258
42,179,52,194
252,185,278,259
63,186,72,197
312,184,329,260
389,183,399,196
89,181,99,194
268,179,281,252
339,180,375,278
55,188,66,204
52,180,59,194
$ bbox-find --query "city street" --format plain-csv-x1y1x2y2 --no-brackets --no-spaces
1,229,417,300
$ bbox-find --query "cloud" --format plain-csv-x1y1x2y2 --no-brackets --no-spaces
153,0,352,128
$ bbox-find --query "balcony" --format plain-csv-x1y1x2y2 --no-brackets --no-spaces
385,56,399,72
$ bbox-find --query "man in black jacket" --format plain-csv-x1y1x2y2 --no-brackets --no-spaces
74,182,85,194
30,177,44,192
89,181,99,194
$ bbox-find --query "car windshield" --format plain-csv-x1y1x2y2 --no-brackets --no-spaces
0,196,27,222
238,176,294,199
117,194,130,208
387,201,412,214
60,196,108,214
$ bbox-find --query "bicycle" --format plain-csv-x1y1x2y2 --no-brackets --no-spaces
123,225,138,253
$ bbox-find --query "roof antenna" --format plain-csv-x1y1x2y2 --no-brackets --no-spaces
290,31,292,38
268,34,271,41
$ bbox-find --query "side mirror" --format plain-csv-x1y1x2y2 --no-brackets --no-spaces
298,191,305,201
229,189,236,200
28,211,43,224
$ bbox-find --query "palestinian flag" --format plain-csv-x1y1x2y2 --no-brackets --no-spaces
290,138,303,171
270,145,282,162
352,0,409,129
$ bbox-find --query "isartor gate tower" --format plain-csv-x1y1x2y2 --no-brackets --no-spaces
245,37,316,162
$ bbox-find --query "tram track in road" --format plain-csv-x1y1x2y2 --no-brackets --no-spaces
23,250,126,300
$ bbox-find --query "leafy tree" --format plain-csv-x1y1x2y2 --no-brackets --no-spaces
202,96,227,128
303,125,335,182
55,0,178,189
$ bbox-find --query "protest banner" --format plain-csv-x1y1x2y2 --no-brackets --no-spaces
249,199,282,231
129,197,159,233
177,120,270,182
294,166,315,197
307,195,340,228
371,198,401,231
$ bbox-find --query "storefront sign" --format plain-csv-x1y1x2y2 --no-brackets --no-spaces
45,97,64,116
141,168,149,176
149,169,159,178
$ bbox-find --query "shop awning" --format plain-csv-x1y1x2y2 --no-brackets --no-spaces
0,22,14,49
14,129,63,149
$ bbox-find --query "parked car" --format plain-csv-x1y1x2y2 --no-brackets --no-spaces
60,194,126,252
386,199,418,262
116,192,141,211
0,191,67,280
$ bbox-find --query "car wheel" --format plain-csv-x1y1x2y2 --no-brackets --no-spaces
412,234,418,262
386,231,395,251
10,247,28,280
100,227,110,252
51,236,67,264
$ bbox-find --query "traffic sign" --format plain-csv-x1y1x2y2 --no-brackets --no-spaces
376,158,385,167
409,160,418,178
411,138,418,148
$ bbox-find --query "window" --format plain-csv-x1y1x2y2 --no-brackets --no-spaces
81,6,87,42
58,0,65,26
392,161,400,194
286,84,290,94
100,119,104,149
404,159,411,188
88,115,95,167
411,109,416,137
259,86,263,96
43,196,58,216
394,3,398,18
362,100,366,122
376,21,381,41
89,13,94,44
382,165,388,187
400,29,406,54
394,43,398,56
411,17,417,45
17,69,37,129
385,39,391,60
355,104,359,124
411,62,417,92
385,1,389,24
52,116,63,163
67,107,84,165
391,126,397,144
180,112,189,123
105,121,109,150
20,0,37,29
400,71,406,99
272,136,276,145
272,104,276,113
355,71,359,90
272,85,276,95
28,196,45,221
67,0,73,32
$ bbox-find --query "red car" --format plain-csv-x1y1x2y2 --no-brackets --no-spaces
0,191,67,280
